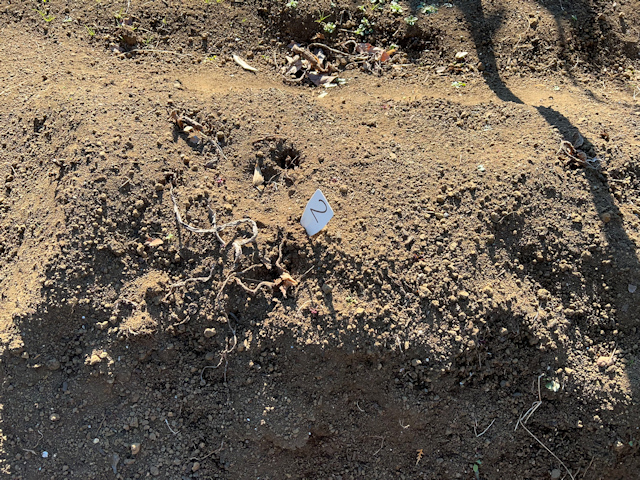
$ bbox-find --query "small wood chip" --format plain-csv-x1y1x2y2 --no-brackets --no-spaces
233,54,258,72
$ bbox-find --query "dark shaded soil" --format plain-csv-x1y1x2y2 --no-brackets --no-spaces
1,1,640,479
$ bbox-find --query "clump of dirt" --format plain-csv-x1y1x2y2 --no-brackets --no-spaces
1,0,640,479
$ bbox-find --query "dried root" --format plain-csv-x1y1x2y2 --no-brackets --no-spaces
170,186,258,262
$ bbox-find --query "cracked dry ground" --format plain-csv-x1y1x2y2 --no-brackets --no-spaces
1,2,640,480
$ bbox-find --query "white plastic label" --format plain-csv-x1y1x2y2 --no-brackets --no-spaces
300,189,334,236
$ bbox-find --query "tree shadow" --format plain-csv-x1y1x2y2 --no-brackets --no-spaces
454,0,640,474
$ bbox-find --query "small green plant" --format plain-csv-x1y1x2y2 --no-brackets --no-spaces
204,55,218,62
419,4,438,14
164,233,174,242
85,25,96,36
143,35,155,46
357,4,366,12
389,1,402,14
34,9,55,22
404,15,418,26
472,460,482,480
451,81,466,88
114,8,125,24
354,17,373,36
346,296,358,304
545,378,560,392
315,11,331,23
285,0,298,9
323,22,336,33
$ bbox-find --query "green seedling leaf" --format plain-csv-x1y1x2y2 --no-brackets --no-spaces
546,379,561,392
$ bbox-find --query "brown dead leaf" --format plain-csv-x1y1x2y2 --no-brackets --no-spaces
274,272,297,298
145,238,164,248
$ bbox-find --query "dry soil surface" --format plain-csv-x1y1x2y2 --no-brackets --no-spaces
1,1,640,479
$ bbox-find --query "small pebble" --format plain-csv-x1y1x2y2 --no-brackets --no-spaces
203,328,216,338
50,413,60,422
46,359,61,371
550,468,561,479
150,465,160,476
131,443,141,455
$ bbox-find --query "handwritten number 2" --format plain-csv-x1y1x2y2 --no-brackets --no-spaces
310,199,328,222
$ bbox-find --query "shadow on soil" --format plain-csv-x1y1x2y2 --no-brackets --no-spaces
455,0,640,475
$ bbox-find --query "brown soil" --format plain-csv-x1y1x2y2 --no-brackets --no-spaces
1,0,640,479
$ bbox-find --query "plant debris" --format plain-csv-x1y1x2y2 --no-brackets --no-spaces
233,54,258,72
558,134,601,169
281,41,394,84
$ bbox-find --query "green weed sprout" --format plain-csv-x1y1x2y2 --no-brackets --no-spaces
34,9,55,22
452,81,466,88
404,15,418,25
390,1,403,14
85,26,96,36
545,378,560,392
323,22,336,33
315,11,331,23
355,17,372,35
419,4,438,14
286,0,299,9
472,461,481,480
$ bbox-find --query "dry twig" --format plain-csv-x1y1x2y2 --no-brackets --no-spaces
119,48,193,57
165,418,179,435
371,436,385,456
515,375,575,480
473,417,496,437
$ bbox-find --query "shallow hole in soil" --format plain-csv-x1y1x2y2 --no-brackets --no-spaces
272,142,302,170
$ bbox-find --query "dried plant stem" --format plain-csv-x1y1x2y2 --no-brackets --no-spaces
515,375,575,480
170,186,258,261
